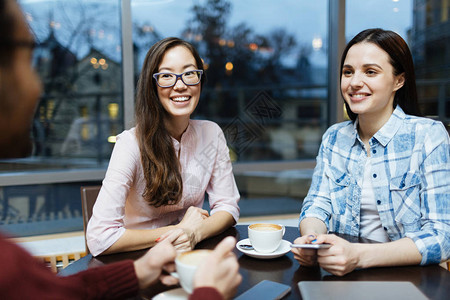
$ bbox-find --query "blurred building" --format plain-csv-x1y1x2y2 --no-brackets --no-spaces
410,0,450,129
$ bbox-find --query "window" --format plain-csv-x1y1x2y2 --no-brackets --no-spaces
132,0,329,162
346,0,450,133
1,0,448,237
0,0,123,236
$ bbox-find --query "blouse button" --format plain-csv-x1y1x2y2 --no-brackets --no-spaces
372,149,377,154
372,173,377,178
377,200,381,205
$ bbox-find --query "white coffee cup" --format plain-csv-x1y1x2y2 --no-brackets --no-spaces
248,223,285,253
173,249,212,294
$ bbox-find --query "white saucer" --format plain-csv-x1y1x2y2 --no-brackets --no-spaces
236,238,291,259
153,288,188,300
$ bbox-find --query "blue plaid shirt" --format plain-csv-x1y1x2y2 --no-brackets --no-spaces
300,106,450,265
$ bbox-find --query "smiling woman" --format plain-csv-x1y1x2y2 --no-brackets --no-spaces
292,28,450,277
153,45,203,136
86,37,240,257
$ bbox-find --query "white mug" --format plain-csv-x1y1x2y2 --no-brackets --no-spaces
173,249,212,294
248,223,285,253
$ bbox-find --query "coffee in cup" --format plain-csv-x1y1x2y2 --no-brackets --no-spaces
248,223,285,253
175,249,212,294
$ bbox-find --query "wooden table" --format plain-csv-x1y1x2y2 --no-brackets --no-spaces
60,225,450,299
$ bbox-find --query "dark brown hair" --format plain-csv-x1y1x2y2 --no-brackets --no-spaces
135,37,205,207
340,28,421,121
0,0,18,114
0,0,16,67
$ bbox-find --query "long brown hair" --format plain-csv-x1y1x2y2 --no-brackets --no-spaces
340,28,421,121
135,37,205,207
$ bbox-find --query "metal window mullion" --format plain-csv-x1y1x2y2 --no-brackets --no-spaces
328,0,346,126
121,0,135,130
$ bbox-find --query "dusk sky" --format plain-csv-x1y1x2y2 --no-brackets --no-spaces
131,0,412,67
21,0,413,68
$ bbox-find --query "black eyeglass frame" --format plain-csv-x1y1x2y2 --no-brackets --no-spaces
152,70,203,88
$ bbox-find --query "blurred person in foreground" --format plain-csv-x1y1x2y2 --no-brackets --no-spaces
292,28,450,276
0,0,241,299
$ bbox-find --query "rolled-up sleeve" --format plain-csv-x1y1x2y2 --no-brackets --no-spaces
299,130,333,229
405,122,450,265
207,125,240,222
86,131,138,256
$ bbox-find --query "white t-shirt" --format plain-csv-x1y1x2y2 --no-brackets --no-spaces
360,157,390,243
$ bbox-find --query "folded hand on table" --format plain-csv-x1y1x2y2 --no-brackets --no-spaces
176,206,210,250
157,207,209,251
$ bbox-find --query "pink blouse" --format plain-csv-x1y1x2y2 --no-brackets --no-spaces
86,120,240,256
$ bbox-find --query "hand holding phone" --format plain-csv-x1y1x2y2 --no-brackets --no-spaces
290,243,331,249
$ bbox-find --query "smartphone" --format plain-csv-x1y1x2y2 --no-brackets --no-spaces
234,280,291,300
290,243,331,249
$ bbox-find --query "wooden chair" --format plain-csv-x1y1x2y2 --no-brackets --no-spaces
37,252,86,273
439,260,450,271
80,186,101,254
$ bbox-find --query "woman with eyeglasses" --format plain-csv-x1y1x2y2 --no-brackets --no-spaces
86,37,240,256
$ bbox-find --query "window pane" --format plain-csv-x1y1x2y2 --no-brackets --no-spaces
13,0,123,170
132,0,328,162
131,0,328,219
346,0,450,133
0,0,123,237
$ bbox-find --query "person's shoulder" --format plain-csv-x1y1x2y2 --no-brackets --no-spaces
115,127,138,144
403,115,447,133
404,114,442,125
401,115,449,144
328,120,353,130
324,120,353,137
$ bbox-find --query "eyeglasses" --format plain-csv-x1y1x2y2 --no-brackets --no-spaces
153,70,203,88
0,39,37,50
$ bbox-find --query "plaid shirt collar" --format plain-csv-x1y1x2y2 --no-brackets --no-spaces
351,106,406,148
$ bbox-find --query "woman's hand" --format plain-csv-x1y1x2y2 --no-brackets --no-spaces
314,234,360,276
291,234,319,267
175,206,209,248
158,228,194,252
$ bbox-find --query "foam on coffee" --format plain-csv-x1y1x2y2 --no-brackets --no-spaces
249,223,282,231
177,249,212,266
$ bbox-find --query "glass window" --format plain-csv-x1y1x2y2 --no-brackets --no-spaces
0,0,123,236
11,0,124,169
346,0,450,133
6,1,446,237
132,0,328,162
131,0,328,218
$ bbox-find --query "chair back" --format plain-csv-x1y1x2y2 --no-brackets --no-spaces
80,185,101,254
